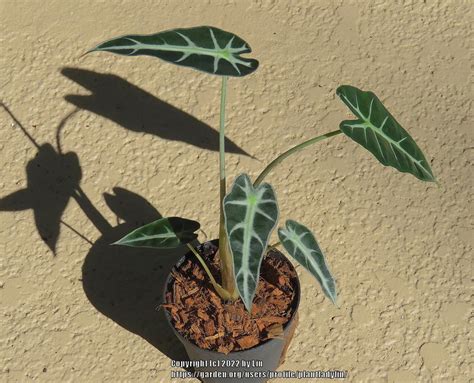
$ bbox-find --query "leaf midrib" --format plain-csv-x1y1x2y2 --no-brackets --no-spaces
120,232,175,243
241,193,257,298
102,41,232,58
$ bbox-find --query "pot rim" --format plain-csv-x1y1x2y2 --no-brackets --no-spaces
162,239,301,355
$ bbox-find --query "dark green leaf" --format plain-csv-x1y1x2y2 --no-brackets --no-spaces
89,26,258,77
113,217,200,248
223,173,279,311
278,220,337,304
336,85,435,182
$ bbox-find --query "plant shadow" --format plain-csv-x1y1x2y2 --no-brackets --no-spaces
0,106,84,255
0,104,191,363
61,67,249,156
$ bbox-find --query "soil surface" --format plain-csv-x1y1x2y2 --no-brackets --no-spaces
163,242,299,354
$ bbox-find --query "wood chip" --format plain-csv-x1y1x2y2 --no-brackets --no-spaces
197,309,209,321
205,331,224,341
217,343,234,354
258,316,288,324
266,323,284,339
209,291,222,308
272,287,284,296
190,323,201,335
236,335,260,349
204,320,216,336
182,286,199,298
179,311,189,323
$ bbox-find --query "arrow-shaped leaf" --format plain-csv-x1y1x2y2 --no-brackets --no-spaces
336,85,435,182
89,26,258,77
278,220,337,304
113,216,200,248
223,173,279,311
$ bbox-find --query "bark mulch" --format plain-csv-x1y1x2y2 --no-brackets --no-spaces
163,241,298,354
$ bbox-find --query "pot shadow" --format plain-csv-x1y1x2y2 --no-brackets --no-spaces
81,186,191,362
61,67,249,156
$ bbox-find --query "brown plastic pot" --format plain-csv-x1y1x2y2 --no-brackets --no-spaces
163,240,300,383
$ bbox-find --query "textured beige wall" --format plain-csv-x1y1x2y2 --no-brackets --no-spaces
1,1,472,382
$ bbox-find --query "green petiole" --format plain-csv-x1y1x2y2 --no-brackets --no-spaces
254,130,342,186
186,243,233,300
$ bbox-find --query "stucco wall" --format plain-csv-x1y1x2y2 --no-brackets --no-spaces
1,1,472,382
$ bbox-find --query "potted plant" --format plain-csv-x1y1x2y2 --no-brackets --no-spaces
87,26,435,382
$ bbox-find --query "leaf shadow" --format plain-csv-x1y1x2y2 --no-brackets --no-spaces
61,67,249,156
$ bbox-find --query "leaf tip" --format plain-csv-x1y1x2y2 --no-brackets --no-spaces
335,84,354,97
78,48,98,60
335,85,344,96
243,300,253,313
427,170,438,184
414,168,437,183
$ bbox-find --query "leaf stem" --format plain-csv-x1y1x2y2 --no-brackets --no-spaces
253,130,343,186
219,76,228,191
217,76,239,300
186,243,233,300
